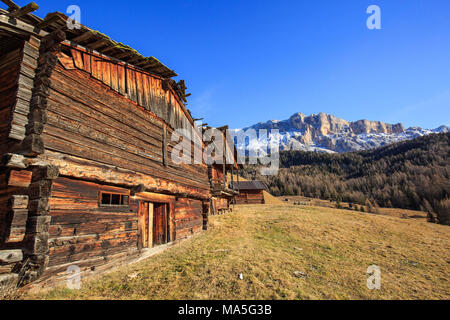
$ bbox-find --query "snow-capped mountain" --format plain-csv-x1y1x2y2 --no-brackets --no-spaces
232,112,448,154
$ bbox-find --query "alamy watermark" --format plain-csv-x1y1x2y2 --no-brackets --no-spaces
366,265,381,290
66,265,81,290
367,5,381,30
66,5,81,30
171,126,280,175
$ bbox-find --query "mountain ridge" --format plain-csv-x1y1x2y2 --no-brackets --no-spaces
241,132,450,225
234,112,448,153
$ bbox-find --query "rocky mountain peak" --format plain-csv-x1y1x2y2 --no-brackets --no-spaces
238,112,445,153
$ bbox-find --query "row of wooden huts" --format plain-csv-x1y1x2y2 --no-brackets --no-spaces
0,1,266,292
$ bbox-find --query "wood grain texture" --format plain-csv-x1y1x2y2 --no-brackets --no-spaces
42,64,209,196
47,177,138,269
0,46,22,144
235,190,265,205
63,44,196,134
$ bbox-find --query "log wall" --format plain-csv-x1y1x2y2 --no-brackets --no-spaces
0,166,33,248
235,190,265,205
1,34,211,287
0,45,21,153
211,197,230,214
42,176,205,281
174,198,204,240
42,62,209,197
67,45,192,133
212,165,225,185
43,176,139,279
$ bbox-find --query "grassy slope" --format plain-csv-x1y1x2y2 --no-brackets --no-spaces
25,204,449,300
282,196,429,219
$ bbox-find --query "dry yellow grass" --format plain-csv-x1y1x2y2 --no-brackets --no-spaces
263,191,284,204
283,196,428,220
23,204,449,300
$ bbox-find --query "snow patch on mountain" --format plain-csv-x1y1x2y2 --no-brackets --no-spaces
230,112,448,154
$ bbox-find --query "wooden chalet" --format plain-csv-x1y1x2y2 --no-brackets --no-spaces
0,1,210,290
230,181,267,205
205,126,242,215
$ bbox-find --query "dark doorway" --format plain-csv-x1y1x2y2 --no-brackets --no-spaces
153,203,169,246
139,202,170,248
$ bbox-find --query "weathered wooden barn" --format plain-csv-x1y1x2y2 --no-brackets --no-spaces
0,2,211,291
230,181,267,205
206,126,241,215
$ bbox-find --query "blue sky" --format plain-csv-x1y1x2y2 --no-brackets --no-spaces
5,0,450,129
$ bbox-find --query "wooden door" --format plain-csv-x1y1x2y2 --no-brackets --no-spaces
153,203,169,245
138,202,154,248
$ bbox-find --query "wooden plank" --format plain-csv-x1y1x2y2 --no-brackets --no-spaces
110,63,118,92
23,42,39,59
8,170,32,188
138,201,147,248
167,94,174,128
102,60,111,87
146,75,154,112
52,177,130,199
0,48,21,69
82,52,91,74
7,2,39,18
57,52,76,70
148,202,154,247
71,31,94,43
11,195,28,209
42,125,208,189
19,62,35,79
47,73,164,144
71,49,84,70
46,97,163,157
36,13,61,29
48,233,138,267
1,0,20,10
149,77,159,117
48,220,138,238
36,151,210,201
0,15,48,38
22,54,37,71
42,66,210,193
90,54,98,79
141,74,151,110
135,71,144,107
45,109,163,162
117,64,126,95
162,125,167,167
126,67,137,102
95,57,102,82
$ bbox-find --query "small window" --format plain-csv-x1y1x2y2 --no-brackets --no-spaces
99,192,129,207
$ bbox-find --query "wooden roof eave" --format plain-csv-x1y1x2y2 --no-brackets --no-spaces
61,41,205,150
0,10,48,38
1,1,207,152
0,8,178,78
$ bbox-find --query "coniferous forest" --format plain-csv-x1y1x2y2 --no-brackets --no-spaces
241,133,450,225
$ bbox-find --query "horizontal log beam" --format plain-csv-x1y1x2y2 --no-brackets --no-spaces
36,14,61,29
7,2,39,19
0,14,48,38
2,153,28,169
1,0,20,11
6,151,210,200
0,249,23,264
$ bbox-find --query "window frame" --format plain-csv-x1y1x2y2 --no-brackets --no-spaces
98,191,130,207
